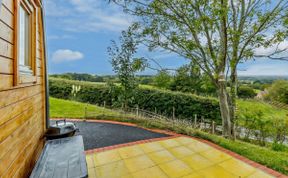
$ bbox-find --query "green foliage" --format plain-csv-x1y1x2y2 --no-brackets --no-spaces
170,63,216,95
238,85,257,99
153,70,172,89
265,80,288,104
272,142,288,152
170,63,201,93
108,25,145,107
49,78,221,122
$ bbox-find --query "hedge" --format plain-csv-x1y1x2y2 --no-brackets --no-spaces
49,78,221,122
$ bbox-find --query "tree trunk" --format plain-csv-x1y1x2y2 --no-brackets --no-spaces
229,69,237,138
218,82,233,138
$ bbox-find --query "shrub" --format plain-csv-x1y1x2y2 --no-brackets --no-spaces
49,78,221,122
238,85,257,99
265,80,288,104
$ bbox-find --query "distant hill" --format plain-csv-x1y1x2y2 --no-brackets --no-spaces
238,75,288,83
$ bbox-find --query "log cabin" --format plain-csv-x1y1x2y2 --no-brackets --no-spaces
0,0,49,177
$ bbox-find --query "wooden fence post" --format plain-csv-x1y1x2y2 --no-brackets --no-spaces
212,121,215,134
155,107,157,114
200,116,204,130
194,114,197,128
136,105,139,116
103,101,106,108
172,107,175,120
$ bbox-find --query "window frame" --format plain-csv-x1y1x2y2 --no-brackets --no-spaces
14,0,37,85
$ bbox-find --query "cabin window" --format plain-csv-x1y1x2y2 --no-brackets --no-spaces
15,0,39,85
18,5,32,75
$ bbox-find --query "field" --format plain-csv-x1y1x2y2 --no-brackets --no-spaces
237,99,288,120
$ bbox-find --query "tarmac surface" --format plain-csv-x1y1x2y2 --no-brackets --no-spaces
72,121,169,150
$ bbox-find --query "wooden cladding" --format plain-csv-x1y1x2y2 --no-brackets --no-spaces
0,0,46,177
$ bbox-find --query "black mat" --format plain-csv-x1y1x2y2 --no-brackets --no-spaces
52,120,169,150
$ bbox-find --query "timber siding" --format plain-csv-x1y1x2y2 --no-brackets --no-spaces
0,0,46,177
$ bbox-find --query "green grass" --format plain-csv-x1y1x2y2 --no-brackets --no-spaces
237,99,288,119
50,97,121,118
50,97,288,175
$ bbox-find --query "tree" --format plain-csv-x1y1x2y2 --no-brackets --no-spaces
111,0,288,138
153,70,172,89
170,62,202,93
107,25,145,108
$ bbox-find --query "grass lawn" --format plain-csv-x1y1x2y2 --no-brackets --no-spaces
50,97,288,175
50,97,121,118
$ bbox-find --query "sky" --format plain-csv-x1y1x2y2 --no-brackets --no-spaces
44,0,288,76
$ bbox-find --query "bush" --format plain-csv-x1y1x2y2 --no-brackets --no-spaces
238,85,257,99
49,78,221,122
265,80,288,104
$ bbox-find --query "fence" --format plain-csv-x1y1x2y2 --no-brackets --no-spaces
264,101,288,110
85,104,219,135
82,101,287,146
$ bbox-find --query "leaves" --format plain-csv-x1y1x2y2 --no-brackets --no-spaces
107,25,143,107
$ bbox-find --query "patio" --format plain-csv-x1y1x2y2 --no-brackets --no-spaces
57,119,279,178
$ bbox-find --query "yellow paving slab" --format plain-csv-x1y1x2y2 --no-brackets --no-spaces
148,150,176,164
247,170,275,178
197,165,238,178
95,160,130,178
118,145,145,159
199,149,232,164
174,137,198,145
159,138,181,148
181,154,214,170
186,141,212,153
86,136,275,178
124,154,156,173
219,158,257,177
139,142,165,153
132,166,168,178
93,149,122,166
86,155,95,168
88,168,97,177
182,172,203,178
159,159,193,178
168,146,195,159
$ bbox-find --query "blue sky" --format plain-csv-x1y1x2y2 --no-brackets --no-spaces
44,0,288,76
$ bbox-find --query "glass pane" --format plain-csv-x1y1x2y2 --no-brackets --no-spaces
19,6,30,69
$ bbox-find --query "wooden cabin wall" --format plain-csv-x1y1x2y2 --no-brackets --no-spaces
0,0,46,177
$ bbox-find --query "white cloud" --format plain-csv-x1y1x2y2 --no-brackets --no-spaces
44,0,71,17
48,35,75,40
45,0,132,33
52,49,84,63
254,40,288,56
238,62,288,76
